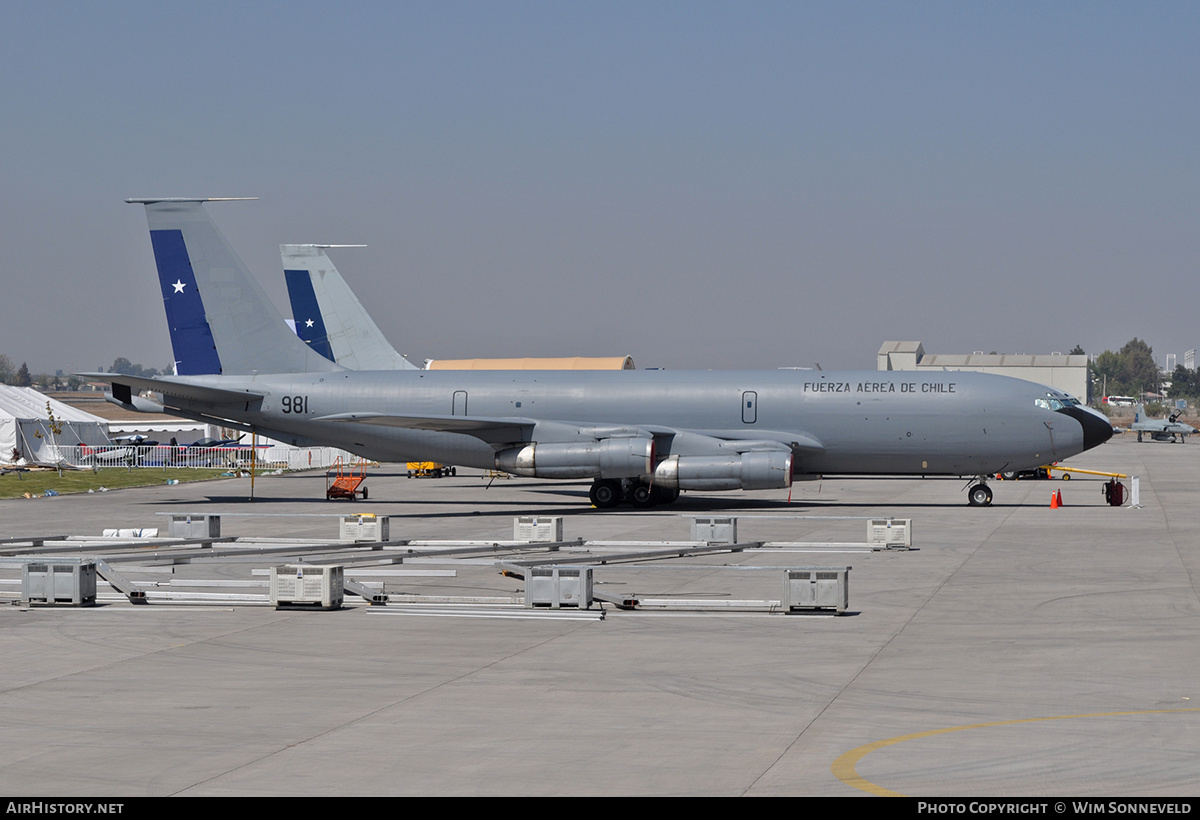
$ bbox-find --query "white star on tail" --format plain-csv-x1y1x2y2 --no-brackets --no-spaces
172,280,186,293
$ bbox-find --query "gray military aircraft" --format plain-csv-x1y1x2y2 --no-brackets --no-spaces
1131,404,1197,443
84,198,1112,508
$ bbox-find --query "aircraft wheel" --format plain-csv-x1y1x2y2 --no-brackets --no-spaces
630,484,657,508
1137,432,1143,442
968,484,993,506
1061,473,1071,480
589,480,622,509
1001,470,1017,480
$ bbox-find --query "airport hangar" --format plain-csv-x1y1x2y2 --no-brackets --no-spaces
878,341,1089,401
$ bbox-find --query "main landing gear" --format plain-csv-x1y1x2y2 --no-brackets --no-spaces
967,482,994,506
589,479,680,509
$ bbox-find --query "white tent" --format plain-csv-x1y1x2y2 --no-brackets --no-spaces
0,385,110,466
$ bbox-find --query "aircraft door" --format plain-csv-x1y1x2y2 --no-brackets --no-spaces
453,391,468,416
742,391,757,424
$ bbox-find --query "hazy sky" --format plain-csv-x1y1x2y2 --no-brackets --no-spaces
2,1,1197,375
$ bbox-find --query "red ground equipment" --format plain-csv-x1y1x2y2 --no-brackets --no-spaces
326,457,368,500
1102,479,1125,506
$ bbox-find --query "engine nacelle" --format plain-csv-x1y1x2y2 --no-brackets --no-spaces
495,438,655,479
652,451,793,491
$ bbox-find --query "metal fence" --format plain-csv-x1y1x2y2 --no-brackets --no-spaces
60,444,356,472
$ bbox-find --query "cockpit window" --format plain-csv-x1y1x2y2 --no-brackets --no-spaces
1042,391,1082,409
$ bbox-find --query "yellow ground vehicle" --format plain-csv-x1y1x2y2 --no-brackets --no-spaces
406,462,456,478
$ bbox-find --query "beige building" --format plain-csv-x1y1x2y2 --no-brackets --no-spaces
877,341,1088,400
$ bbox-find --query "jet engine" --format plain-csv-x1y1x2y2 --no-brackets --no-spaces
495,438,655,479
652,451,793,491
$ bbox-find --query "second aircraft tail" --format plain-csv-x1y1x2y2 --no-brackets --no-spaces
281,244,417,370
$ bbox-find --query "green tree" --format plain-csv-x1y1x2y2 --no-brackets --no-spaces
1167,365,1199,400
15,362,32,387
1090,350,1123,396
1119,338,1159,395
110,358,160,378
110,357,135,376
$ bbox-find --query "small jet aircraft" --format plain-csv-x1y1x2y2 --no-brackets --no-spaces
83,198,1113,508
1131,404,1197,443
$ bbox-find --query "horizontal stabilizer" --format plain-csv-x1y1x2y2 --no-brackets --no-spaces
77,373,264,405
104,392,166,414
126,197,259,204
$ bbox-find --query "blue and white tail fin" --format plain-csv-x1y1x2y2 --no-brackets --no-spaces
129,199,341,376
1134,404,1145,422
281,244,417,371
283,265,336,363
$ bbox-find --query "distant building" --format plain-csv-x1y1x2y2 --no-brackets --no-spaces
1186,350,1195,371
877,341,1088,400
1166,353,1177,373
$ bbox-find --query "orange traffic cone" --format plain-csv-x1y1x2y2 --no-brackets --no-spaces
1056,489,1064,507
1050,491,1059,509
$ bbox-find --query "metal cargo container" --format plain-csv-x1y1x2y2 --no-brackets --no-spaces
782,567,851,614
526,566,593,609
270,565,344,609
514,516,564,543
23,559,97,606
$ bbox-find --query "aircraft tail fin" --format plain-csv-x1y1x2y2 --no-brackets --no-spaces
130,199,340,376
283,266,336,363
281,244,417,370
1135,403,1145,422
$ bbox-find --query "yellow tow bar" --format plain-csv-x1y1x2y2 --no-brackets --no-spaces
1052,466,1128,479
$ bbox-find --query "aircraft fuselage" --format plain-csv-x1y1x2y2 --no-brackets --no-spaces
160,367,1102,478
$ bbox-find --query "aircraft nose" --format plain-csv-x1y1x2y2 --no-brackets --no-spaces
1061,406,1115,450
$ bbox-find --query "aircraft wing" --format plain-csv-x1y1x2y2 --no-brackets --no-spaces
314,412,826,454
76,373,265,405
642,427,826,454
314,412,537,447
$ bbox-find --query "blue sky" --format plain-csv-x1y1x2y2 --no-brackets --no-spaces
2,1,1197,374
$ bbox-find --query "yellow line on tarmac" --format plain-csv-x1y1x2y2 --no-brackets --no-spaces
832,708,1200,797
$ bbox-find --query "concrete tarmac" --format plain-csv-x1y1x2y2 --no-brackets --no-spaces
1,434,1197,796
